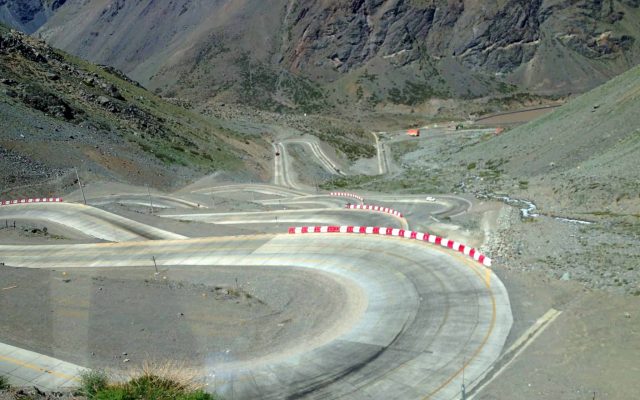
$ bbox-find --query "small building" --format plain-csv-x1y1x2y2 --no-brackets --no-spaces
407,129,420,137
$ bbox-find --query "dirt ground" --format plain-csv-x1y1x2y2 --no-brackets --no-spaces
0,264,355,372
0,219,97,245
474,106,559,126
477,265,640,400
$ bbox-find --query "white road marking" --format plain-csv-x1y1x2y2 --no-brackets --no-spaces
468,308,562,399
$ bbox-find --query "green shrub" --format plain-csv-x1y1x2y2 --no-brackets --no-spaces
79,370,109,398
0,375,10,390
85,373,217,400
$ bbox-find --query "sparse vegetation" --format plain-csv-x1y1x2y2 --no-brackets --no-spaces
0,375,10,390
236,53,327,113
321,167,446,193
80,370,110,398
79,365,219,400
316,125,376,161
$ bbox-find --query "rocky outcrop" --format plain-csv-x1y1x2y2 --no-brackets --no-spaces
0,0,65,33
5,0,640,107
284,0,640,93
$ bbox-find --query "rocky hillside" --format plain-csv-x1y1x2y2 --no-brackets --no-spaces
0,24,270,197
0,0,63,33
11,0,636,112
455,64,640,217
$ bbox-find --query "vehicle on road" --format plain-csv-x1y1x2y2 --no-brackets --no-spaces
425,196,436,202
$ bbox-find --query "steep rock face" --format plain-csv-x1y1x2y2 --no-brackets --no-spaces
14,0,640,108
283,0,640,94
0,0,65,33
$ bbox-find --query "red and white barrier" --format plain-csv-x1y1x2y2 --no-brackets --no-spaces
288,225,491,267
330,192,364,203
1,198,63,206
346,204,403,218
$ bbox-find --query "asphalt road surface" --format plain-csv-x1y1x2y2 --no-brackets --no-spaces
0,134,512,399
0,231,511,400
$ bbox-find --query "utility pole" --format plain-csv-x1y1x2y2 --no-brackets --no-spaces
147,185,154,214
74,167,86,205
461,358,466,400
152,256,158,274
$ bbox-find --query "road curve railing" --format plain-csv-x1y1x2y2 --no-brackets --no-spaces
330,192,364,203
289,225,492,267
345,203,403,218
1,197,63,206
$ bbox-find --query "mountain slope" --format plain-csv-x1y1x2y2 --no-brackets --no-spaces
0,0,63,33
23,0,640,111
0,24,268,197
455,64,640,215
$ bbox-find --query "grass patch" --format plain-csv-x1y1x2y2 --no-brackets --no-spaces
391,141,419,161
92,375,213,400
79,363,220,400
0,375,10,390
315,125,376,161
321,167,448,193
79,370,109,398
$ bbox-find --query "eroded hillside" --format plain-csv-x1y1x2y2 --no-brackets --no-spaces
0,25,270,197
24,0,640,111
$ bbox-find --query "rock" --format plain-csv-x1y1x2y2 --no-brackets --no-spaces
561,272,571,281
46,72,60,81
123,358,130,363
17,85,78,120
106,84,125,100
97,96,111,105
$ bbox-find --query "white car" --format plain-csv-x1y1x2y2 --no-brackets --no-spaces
425,196,436,202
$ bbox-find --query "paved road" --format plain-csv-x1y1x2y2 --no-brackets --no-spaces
0,342,85,390
272,142,299,189
371,132,391,175
0,203,186,242
86,194,203,210
0,128,511,399
281,139,345,176
160,208,405,229
0,233,511,400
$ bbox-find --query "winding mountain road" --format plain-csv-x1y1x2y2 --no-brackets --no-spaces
0,132,511,399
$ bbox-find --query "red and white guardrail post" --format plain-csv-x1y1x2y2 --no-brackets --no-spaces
288,225,491,267
1,198,63,206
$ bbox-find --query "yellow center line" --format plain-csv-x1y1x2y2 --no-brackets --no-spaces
0,354,80,382
1,232,499,396
421,252,497,399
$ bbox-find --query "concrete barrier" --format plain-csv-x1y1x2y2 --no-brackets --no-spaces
346,204,403,218
330,192,364,203
288,225,491,267
1,198,63,206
